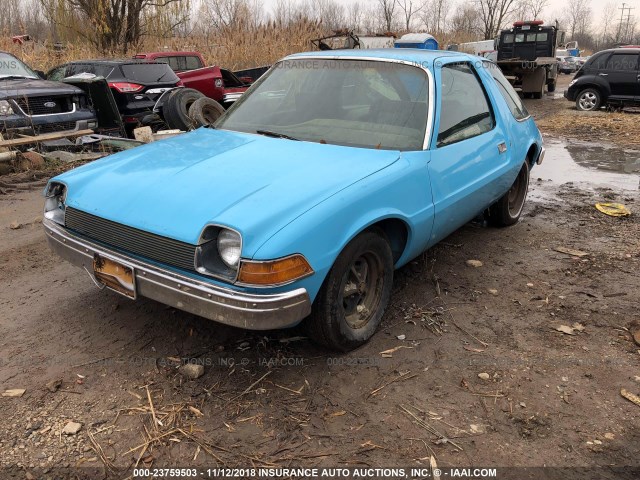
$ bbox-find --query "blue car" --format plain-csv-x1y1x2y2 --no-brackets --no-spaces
43,50,544,351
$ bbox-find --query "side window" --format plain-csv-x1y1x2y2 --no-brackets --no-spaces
174,57,187,71
185,56,202,70
605,54,639,71
485,62,529,120
588,53,609,70
437,63,495,147
503,34,514,44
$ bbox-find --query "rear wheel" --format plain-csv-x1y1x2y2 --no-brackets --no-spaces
548,81,556,93
487,161,530,227
305,229,393,351
576,88,601,111
532,79,545,99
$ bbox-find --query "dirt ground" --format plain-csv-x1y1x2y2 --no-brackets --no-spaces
0,75,639,480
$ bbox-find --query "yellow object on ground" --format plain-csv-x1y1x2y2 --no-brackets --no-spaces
595,203,631,217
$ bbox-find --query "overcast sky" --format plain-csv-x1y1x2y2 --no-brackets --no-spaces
256,0,640,32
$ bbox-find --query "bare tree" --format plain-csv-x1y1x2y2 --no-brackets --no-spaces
599,1,617,46
377,0,397,32
346,1,364,30
527,0,548,19
475,0,519,40
420,0,451,35
450,2,482,38
567,0,590,38
203,0,250,30
39,0,190,52
311,0,346,30
396,0,426,31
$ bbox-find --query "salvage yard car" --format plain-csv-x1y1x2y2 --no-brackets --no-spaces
0,51,97,136
47,59,182,133
43,50,544,351
565,47,640,111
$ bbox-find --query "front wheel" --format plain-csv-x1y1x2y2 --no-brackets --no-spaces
487,161,530,227
576,88,601,111
305,229,394,351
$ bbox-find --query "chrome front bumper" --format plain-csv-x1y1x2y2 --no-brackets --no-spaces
43,219,312,330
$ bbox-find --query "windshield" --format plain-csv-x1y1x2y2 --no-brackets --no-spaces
120,63,179,84
216,58,430,151
0,52,38,79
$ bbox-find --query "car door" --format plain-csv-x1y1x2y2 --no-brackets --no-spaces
603,53,639,99
428,59,513,245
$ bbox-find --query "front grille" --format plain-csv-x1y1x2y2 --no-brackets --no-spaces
65,207,197,272
33,121,77,135
15,96,74,115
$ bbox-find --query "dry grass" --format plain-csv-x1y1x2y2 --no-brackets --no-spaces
1,21,326,71
1,24,480,73
536,107,640,148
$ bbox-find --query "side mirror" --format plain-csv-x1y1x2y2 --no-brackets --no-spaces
35,70,45,79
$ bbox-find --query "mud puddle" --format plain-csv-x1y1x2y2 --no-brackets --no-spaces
532,138,639,194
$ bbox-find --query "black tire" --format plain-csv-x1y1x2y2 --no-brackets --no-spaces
188,97,225,127
575,88,601,111
163,88,204,130
548,81,556,93
305,229,394,351
487,161,530,227
532,81,545,99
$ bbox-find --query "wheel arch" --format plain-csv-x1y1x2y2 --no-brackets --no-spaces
364,217,410,264
576,82,609,100
526,143,539,167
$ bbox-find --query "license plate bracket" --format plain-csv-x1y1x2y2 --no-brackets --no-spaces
93,253,136,299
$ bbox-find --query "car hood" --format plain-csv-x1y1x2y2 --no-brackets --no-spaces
0,78,83,99
55,128,400,256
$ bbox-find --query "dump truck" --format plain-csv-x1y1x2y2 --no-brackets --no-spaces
497,21,565,99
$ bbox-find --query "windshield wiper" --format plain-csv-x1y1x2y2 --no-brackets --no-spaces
256,129,300,141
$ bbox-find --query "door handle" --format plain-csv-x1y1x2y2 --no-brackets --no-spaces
498,142,507,154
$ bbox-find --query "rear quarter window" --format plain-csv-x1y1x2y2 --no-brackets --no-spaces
485,62,529,121
587,53,610,70
185,56,203,70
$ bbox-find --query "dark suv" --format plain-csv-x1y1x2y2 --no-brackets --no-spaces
0,51,97,136
47,60,181,129
565,47,640,111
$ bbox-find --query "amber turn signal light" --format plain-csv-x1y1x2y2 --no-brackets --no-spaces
238,255,313,286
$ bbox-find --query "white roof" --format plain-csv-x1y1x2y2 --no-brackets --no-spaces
396,33,436,44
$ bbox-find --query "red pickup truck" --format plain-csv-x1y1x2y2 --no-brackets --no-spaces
133,51,251,107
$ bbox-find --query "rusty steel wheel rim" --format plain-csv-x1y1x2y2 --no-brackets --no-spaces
339,251,385,330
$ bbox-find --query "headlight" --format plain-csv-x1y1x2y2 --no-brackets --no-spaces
0,100,14,116
217,229,241,268
194,226,242,279
44,182,66,225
